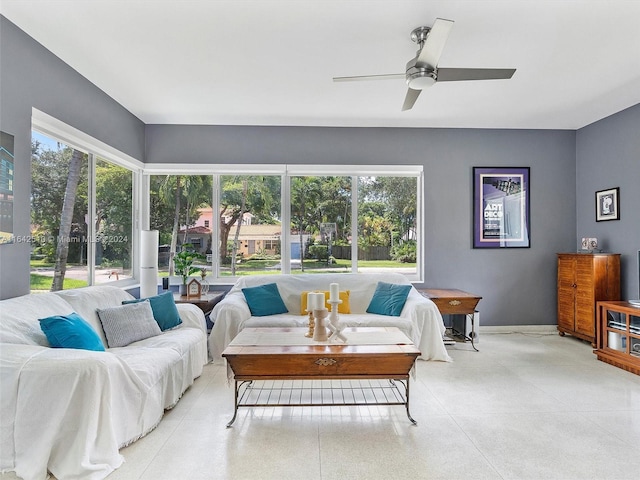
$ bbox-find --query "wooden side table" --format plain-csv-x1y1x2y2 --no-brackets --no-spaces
418,288,482,351
173,291,226,330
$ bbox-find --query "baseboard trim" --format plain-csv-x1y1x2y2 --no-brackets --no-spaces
480,325,557,334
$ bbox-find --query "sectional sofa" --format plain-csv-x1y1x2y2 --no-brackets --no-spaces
0,286,208,480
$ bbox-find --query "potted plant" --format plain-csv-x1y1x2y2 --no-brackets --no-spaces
173,244,205,295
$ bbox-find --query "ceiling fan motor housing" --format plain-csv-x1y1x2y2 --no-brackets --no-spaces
406,58,437,89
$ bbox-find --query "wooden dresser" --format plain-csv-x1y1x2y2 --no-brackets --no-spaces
557,253,620,345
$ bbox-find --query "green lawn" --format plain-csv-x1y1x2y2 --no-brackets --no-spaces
219,258,415,276
30,258,415,288
30,258,55,268
30,273,88,291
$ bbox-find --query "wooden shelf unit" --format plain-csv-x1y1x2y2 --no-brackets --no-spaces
595,301,640,376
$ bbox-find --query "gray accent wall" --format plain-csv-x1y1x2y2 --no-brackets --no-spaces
0,16,145,299
576,104,640,301
146,124,577,326
2,16,638,328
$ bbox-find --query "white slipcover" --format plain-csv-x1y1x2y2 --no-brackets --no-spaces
208,273,451,363
0,286,208,480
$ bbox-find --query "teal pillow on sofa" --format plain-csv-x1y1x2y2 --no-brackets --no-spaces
366,282,412,317
242,283,288,316
39,312,105,351
123,291,182,330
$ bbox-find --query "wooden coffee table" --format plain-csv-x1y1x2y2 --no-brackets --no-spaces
222,327,421,427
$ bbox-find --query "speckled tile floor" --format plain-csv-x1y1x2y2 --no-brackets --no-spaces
4,331,640,479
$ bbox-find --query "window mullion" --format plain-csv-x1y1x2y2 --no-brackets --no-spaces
87,153,96,285
351,175,358,273
212,175,220,279
281,171,291,274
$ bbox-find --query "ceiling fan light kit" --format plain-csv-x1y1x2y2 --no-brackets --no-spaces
333,18,516,111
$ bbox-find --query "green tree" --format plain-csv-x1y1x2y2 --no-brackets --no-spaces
31,141,89,289
220,175,280,265
360,176,417,242
51,149,85,291
290,176,323,270
95,160,132,267
317,176,352,243
157,175,212,275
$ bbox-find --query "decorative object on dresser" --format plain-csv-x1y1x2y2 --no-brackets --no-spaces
595,301,640,376
557,253,620,345
580,237,598,252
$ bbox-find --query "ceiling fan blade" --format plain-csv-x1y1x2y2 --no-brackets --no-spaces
402,88,421,111
416,18,454,69
437,68,516,82
333,73,405,82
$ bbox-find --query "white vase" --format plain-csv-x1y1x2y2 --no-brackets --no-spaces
178,284,187,296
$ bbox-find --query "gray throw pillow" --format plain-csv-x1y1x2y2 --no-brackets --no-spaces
96,301,161,348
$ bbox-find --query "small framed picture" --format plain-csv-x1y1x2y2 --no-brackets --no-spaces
187,278,201,297
595,187,620,221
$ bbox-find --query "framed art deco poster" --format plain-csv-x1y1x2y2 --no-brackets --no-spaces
473,167,530,248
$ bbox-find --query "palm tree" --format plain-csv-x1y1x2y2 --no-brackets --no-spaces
159,175,212,276
51,149,84,291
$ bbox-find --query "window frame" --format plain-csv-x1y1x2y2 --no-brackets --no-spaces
144,163,424,283
31,109,143,288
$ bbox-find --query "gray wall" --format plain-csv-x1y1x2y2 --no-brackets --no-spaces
576,104,640,300
0,16,145,299
146,124,577,326
3,15,637,327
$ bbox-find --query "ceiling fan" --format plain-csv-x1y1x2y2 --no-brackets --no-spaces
333,18,516,111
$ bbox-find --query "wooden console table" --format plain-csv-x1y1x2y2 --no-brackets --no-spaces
418,288,482,351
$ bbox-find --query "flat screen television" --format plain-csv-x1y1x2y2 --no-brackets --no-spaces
637,249,640,300
633,250,640,305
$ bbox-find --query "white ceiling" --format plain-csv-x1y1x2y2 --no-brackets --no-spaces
2,0,640,129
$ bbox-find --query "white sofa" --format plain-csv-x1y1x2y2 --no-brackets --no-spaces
208,273,451,363
0,286,208,480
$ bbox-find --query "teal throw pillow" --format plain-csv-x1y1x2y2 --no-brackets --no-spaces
39,312,105,351
123,291,182,330
242,283,288,316
366,282,412,317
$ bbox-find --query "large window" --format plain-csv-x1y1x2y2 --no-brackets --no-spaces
31,132,90,290
30,115,139,292
290,175,352,273
147,166,422,283
95,157,133,281
357,176,418,276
